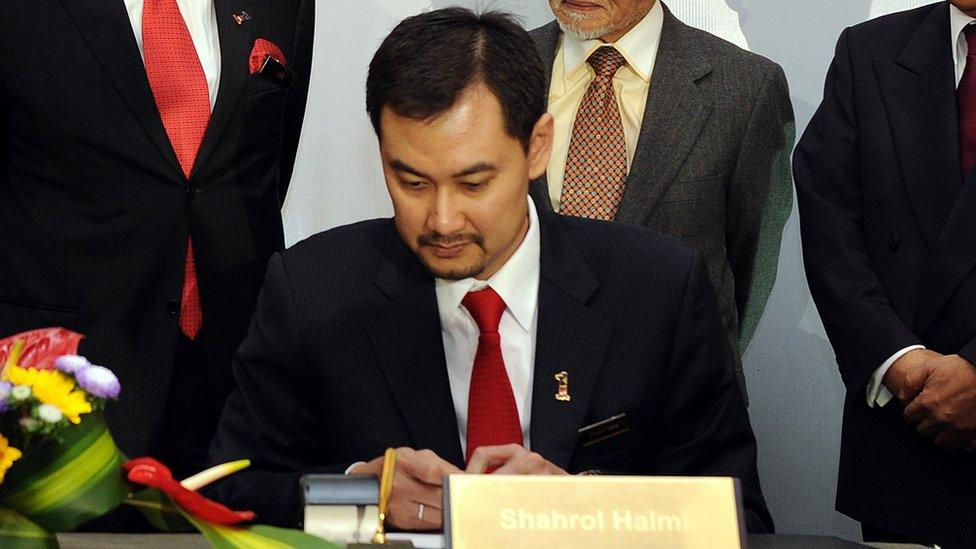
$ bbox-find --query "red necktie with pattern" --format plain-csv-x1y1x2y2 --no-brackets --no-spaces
959,25,976,177
143,0,210,339
560,46,629,221
462,287,523,463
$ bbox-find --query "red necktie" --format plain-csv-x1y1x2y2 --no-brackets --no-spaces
560,46,629,220
143,0,210,339
960,25,976,177
462,287,523,463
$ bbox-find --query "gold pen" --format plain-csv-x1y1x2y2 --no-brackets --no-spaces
372,447,397,544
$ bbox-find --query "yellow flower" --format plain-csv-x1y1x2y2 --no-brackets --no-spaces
6,366,92,424
0,434,22,484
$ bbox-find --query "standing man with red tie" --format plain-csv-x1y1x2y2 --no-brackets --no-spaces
795,1,976,545
0,0,314,486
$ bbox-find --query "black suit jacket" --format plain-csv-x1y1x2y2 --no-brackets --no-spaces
529,5,795,401
0,0,313,459
794,2,976,543
207,202,772,533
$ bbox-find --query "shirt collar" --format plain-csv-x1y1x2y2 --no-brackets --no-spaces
950,4,976,69
561,0,663,83
435,196,541,331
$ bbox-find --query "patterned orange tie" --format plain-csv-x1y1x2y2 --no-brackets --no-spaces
463,287,523,463
560,46,628,221
143,0,211,339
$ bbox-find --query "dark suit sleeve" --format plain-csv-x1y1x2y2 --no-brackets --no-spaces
728,63,795,352
655,253,773,533
958,336,976,366
206,253,352,527
276,0,314,203
793,29,922,392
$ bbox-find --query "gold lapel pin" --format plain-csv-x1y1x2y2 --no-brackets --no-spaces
554,371,571,402
232,11,252,26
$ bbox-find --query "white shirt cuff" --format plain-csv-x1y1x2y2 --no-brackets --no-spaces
344,461,366,475
866,345,926,408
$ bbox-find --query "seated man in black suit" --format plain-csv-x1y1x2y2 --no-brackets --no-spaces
207,7,772,533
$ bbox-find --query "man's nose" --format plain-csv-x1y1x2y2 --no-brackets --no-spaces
427,189,466,235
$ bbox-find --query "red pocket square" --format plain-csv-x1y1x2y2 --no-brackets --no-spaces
249,38,286,75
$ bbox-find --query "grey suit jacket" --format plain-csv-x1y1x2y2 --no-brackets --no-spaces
530,3,795,400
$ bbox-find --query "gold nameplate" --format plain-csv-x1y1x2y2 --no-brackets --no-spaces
444,475,745,548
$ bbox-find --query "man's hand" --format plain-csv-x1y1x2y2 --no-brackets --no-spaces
465,444,568,475
350,448,462,530
885,348,941,401
901,354,976,450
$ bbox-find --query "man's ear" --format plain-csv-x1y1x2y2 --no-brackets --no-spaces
527,113,554,180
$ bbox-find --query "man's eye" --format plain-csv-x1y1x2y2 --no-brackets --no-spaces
404,180,426,189
461,181,485,190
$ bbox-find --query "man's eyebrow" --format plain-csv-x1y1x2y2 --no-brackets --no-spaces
389,159,497,179
388,159,428,179
452,162,497,178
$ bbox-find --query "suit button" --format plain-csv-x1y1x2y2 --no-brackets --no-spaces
166,300,180,315
887,234,900,251
186,187,200,199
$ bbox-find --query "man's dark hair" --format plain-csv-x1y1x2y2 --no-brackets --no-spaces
366,8,547,151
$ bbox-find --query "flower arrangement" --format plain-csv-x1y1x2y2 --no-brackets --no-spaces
0,329,337,548
0,330,119,484
0,328,129,535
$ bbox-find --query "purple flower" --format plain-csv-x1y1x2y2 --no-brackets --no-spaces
0,381,11,413
54,355,91,374
75,365,120,399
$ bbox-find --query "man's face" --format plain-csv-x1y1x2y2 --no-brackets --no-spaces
548,0,656,42
379,83,552,281
951,0,976,16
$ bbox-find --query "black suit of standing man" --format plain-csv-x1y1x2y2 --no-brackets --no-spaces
208,7,771,534
0,0,313,479
795,2,976,545
530,0,795,401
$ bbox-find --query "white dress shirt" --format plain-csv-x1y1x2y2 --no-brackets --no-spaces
866,5,976,408
123,0,221,110
436,197,541,454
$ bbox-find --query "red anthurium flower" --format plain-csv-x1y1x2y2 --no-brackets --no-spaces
0,328,84,370
123,457,256,525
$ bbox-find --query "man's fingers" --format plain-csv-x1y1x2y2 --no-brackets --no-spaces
900,367,928,401
398,448,462,485
468,444,568,475
386,472,444,530
914,415,943,438
387,498,443,530
465,444,523,473
903,397,928,424
412,500,444,528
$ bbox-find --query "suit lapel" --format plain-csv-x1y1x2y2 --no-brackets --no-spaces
529,209,612,470
615,6,714,225
57,0,183,179
917,158,976,333
874,2,958,254
873,2,973,334
191,0,254,179
365,238,465,467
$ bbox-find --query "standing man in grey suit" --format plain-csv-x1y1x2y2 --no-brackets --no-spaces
530,0,794,399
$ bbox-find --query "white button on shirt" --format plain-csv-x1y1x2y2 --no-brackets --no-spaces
866,5,976,408
436,197,541,454
123,0,222,110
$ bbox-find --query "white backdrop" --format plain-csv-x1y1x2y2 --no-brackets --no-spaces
282,0,939,540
